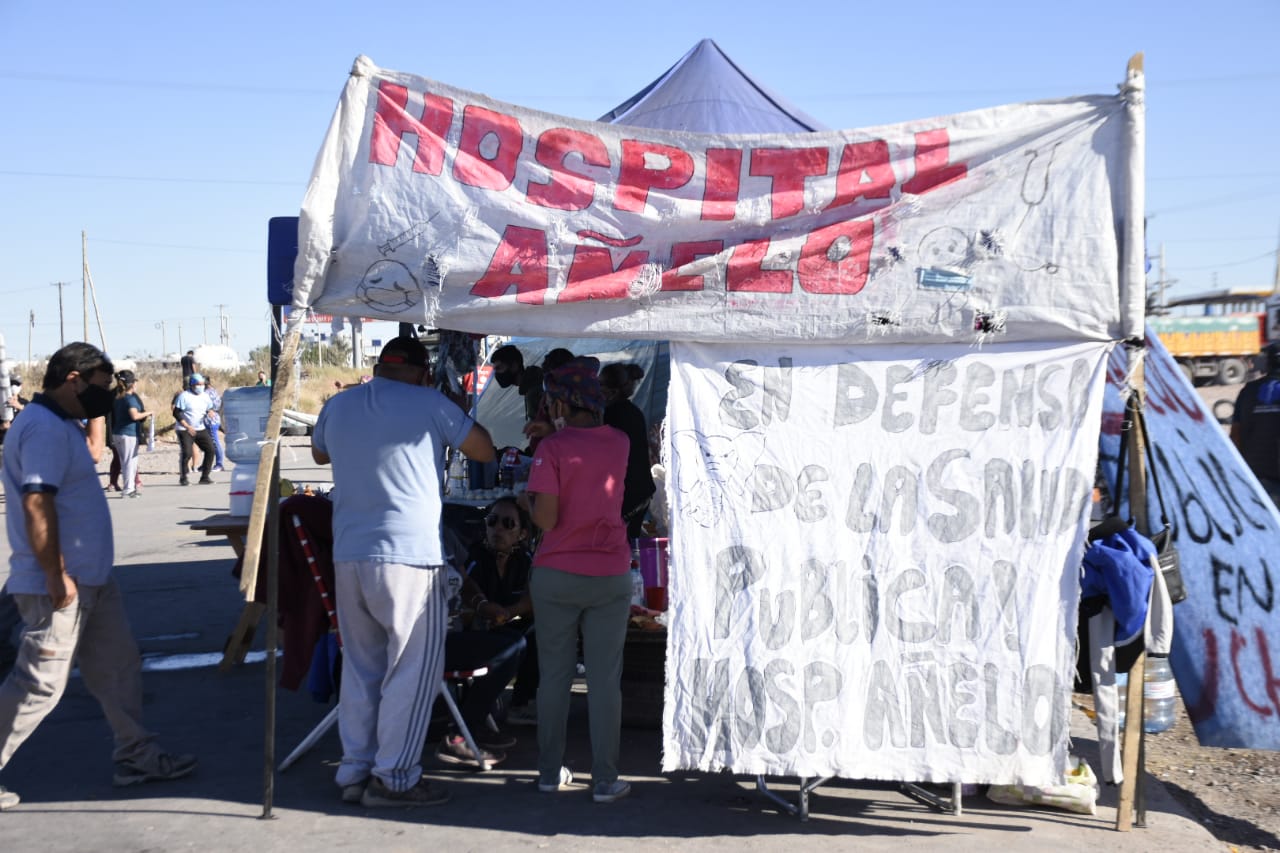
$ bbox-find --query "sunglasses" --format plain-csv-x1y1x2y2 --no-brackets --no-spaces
486,515,518,530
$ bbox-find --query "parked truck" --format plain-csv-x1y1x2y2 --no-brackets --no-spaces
1149,288,1277,386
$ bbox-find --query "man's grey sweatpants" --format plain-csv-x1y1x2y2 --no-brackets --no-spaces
0,576,157,770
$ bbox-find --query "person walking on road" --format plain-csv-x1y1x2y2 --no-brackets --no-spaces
173,373,215,486
311,336,495,808
0,342,196,811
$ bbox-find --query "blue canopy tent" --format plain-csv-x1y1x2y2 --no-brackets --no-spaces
476,39,827,445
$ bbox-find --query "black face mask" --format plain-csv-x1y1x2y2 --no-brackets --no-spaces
493,370,516,389
77,382,115,419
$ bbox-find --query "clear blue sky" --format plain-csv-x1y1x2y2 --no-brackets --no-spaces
1,0,1277,362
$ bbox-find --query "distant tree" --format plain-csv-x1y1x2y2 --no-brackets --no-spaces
301,336,352,367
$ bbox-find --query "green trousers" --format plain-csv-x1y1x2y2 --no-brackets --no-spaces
530,566,632,787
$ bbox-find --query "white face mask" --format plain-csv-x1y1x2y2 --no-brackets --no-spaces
552,416,567,431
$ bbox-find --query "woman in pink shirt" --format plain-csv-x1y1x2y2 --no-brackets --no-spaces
525,356,633,804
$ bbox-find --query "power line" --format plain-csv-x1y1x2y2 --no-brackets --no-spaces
90,238,261,254
3,67,1278,101
0,70,334,97
0,169,298,187
1168,249,1278,272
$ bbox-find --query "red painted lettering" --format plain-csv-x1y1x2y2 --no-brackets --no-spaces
826,140,896,211
1231,627,1274,717
663,240,724,292
726,237,792,293
368,82,453,175
471,225,549,304
1254,626,1280,717
1184,627,1219,724
702,149,742,221
1144,333,1205,422
902,129,967,195
559,246,650,303
526,128,610,211
452,106,523,191
614,140,694,213
797,218,874,295
749,147,829,219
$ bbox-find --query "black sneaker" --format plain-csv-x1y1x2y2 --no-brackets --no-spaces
113,752,198,787
198,477,213,485
0,785,18,810
478,729,517,751
179,477,189,486
436,734,505,767
360,776,451,808
340,778,368,804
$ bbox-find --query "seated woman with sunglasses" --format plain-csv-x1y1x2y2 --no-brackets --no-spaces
462,497,539,724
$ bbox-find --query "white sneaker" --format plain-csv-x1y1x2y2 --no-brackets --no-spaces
538,766,577,792
593,779,631,803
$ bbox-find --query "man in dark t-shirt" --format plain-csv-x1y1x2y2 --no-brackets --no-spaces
180,351,196,382
1232,343,1280,507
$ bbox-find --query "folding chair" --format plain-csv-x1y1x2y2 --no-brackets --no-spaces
278,514,494,772
439,665,494,771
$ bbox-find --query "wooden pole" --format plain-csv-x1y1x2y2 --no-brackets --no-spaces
1114,49,1150,833
238,322,301,598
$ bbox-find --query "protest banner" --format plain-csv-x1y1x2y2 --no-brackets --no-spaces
294,56,1141,347
661,340,1110,784
1102,334,1280,749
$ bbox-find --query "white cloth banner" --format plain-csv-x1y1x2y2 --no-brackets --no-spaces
661,340,1111,784
294,56,1139,345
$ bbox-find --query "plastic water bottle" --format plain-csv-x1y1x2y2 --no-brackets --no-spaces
1115,671,1128,729
1143,655,1178,733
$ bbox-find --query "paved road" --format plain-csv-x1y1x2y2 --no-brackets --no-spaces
0,439,1223,851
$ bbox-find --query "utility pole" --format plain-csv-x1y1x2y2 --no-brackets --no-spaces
28,310,34,365
81,231,89,340
216,304,229,346
52,281,67,346
1155,244,1176,311
155,320,167,357
202,317,208,345
178,322,183,355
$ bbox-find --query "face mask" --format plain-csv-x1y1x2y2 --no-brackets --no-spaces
192,385,205,393
493,370,516,389
77,382,115,419
552,416,567,431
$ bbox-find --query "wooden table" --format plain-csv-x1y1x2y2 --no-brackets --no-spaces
191,513,250,559
190,513,265,670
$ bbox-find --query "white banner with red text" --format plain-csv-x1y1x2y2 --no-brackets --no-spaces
660,340,1111,784
294,56,1139,346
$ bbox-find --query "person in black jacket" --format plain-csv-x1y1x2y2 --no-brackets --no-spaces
601,363,657,540
462,496,539,724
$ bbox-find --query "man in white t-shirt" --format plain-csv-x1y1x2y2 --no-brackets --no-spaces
0,342,196,811
312,336,494,808
173,373,215,486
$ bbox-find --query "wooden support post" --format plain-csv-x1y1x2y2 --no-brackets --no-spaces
1116,650,1147,831
1116,386,1153,830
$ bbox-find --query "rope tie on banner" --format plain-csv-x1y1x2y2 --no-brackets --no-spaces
1118,337,1147,404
